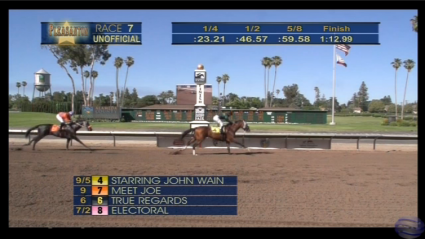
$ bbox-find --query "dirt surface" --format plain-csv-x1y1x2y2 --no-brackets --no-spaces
9,142,417,227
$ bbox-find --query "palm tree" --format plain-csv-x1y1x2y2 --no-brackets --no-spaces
261,57,272,107
121,56,135,107
270,56,282,107
90,71,98,106
16,82,21,95
401,59,415,119
22,81,27,96
114,57,124,107
391,58,402,120
83,70,90,104
222,74,229,105
411,15,417,33
216,76,222,98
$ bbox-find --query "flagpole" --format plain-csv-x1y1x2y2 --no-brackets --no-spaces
330,43,336,125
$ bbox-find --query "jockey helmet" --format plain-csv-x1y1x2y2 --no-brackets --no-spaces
69,111,74,116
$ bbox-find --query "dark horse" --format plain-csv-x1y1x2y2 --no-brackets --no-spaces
23,120,93,150
178,119,250,155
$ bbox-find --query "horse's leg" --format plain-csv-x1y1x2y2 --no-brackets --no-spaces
180,137,196,151
71,135,91,150
230,139,251,152
226,141,231,154
66,138,71,150
31,134,47,150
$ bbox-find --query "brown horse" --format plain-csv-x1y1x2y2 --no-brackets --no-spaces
178,119,250,155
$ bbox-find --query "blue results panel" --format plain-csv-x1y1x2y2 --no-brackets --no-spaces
172,22,379,45
74,176,237,215
41,22,141,45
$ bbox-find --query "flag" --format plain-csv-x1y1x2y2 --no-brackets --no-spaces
336,44,351,56
336,54,347,67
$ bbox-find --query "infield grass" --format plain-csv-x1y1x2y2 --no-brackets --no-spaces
9,112,417,133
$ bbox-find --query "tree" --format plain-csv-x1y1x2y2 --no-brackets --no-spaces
16,82,21,95
83,70,90,103
110,92,114,106
261,57,272,107
121,56,135,107
357,81,369,111
87,45,111,106
42,45,77,112
282,84,299,106
114,57,124,107
90,71,98,105
222,74,230,105
314,87,320,106
275,89,280,99
391,58,402,119
294,94,311,109
270,56,282,107
326,97,340,112
411,15,418,33
216,76,222,98
22,81,27,96
401,59,415,119
380,95,392,105
368,100,386,113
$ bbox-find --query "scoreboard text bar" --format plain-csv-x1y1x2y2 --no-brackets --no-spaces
172,22,380,33
172,34,379,45
73,176,238,215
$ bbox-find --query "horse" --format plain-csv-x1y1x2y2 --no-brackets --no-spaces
178,119,250,156
23,119,93,150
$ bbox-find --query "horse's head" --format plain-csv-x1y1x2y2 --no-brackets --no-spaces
233,120,250,132
75,120,93,131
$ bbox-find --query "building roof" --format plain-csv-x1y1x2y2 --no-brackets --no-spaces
35,68,50,74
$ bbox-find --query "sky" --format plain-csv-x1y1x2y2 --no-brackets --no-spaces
9,10,418,105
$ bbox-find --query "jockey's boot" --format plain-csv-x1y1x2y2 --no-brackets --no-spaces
60,122,65,131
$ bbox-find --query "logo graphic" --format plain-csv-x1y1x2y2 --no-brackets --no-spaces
395,217,424,239
173,139,185,146
260,138,270,148
39,75,45,83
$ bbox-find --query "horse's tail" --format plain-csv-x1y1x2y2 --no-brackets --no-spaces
181,128,195,139
24,124,52,138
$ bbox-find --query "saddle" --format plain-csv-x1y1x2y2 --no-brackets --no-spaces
50,125,61,133
211,126,227,135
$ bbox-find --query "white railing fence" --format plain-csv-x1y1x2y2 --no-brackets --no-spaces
9,130,417,150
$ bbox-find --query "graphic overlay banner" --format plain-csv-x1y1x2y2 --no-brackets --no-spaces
74,176,238,215
41,22,142,45
172,34,379,45
172,22,379,45
172,22,380,33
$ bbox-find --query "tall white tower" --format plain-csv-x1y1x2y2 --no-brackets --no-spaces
32,68,52,100
189,64,210,129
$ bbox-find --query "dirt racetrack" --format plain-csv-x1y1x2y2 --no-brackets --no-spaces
9,142,417,227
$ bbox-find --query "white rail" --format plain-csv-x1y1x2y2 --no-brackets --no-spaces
9,129,417,150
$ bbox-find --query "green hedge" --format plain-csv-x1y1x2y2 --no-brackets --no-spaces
382,119,417,127
335,113,417,120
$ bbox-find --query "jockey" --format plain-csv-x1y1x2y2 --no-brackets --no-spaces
56,111,74,132
213,111,233,129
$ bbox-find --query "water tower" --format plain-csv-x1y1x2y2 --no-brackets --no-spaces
32,68,52,100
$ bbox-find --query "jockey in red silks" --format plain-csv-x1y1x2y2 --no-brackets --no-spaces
56,111,74,133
